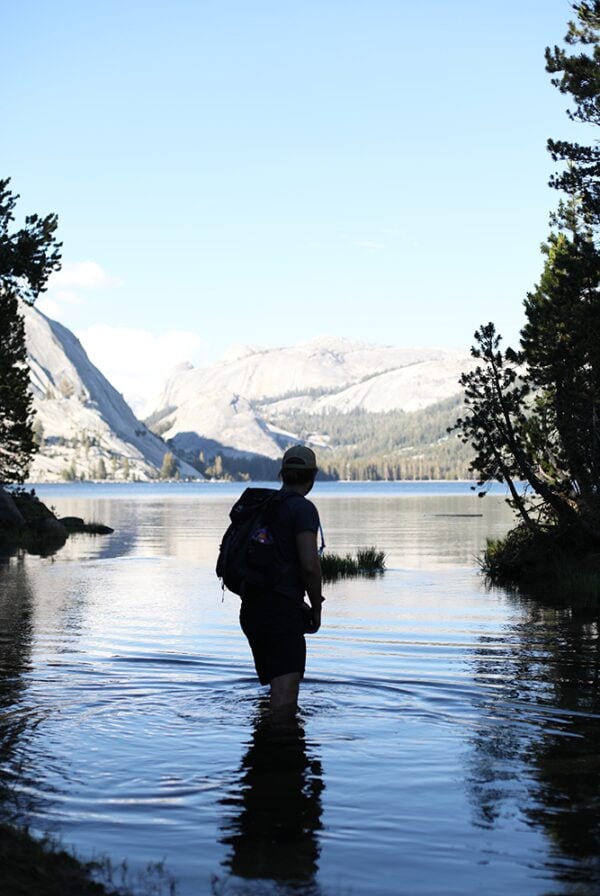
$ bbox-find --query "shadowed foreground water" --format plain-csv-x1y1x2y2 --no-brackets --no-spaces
0,482,599,895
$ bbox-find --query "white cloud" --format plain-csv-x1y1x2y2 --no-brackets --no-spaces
38,261,121,323
77,324,204,416
47,260,121,291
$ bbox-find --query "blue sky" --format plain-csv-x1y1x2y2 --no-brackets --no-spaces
3,1,583,409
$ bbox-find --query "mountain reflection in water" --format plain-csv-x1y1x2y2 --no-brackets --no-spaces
220,709,324,891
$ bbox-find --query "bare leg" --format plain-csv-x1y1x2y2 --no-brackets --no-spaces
269,672,301,721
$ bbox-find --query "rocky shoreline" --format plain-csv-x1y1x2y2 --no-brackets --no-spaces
0,485,113,557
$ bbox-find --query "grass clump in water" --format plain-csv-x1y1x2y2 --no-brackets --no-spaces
321,546,385,582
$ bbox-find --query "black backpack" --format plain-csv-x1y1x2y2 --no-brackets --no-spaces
216,487,293,596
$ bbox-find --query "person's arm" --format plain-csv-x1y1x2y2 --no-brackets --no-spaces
296,529,323,632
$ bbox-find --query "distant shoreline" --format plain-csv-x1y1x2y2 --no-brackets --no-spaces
26,477,487,485
25,479,516,496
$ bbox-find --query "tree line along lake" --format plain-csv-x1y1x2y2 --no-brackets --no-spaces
0,480,598,896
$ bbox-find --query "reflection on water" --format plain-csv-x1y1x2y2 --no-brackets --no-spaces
0,483,599,895
220,709,324,891
466,597,600,891
24,480,518,570
519,604,600,885
0,557,39,825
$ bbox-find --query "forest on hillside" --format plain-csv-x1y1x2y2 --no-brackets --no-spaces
152,395,476,482
269,396,475,481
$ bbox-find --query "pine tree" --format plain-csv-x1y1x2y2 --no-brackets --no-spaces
521,233,600,515
523,4,600,533
32,417,44,448
160,451,178,479
0,179,61,483
454,4,600,543
545,1,600,228
0,294,36,482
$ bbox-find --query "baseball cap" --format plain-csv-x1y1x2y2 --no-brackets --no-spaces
281,445,318,470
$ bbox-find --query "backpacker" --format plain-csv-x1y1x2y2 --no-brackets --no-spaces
216,487,292,596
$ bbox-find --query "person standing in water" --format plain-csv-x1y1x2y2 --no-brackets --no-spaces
239,445,324,717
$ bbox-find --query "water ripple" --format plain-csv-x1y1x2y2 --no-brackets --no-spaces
1,490,600,895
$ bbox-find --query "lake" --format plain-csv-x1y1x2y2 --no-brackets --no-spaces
1,481,599,895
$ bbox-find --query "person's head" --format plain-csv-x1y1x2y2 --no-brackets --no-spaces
279,445,318,493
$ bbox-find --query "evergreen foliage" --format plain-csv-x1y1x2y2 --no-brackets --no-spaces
160,451,178,479
275,397,474,481
168,398,474,482
0,294,37,482
522,232,600,522
0,179,61,483
202,452,279,481
0,179,61,302
545,1,600,228
454,4,600,585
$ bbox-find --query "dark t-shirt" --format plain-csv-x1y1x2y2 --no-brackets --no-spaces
270,489,320,601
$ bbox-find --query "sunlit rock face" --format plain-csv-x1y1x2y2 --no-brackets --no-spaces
22,301,476,479
22,303,200,482
150,337,476,460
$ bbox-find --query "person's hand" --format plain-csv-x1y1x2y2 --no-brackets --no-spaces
302,601,321,633
308,605,321,634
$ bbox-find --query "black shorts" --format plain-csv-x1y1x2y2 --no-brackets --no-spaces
239,589,306,685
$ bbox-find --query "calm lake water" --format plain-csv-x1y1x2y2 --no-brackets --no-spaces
1,482,599,895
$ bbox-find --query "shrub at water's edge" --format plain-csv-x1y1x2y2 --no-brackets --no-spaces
482,525,600,601
321,547,386,581
0,823,117,896
0,823,177,896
